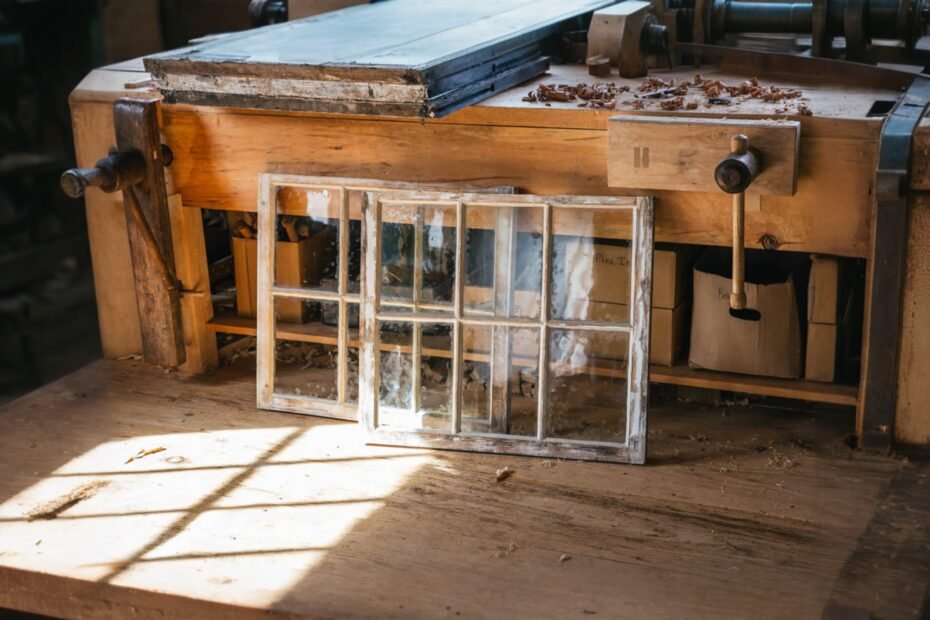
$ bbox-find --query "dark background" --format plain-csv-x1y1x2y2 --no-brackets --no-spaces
0,0,252,406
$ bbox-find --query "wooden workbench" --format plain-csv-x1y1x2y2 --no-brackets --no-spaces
72,62,895,405
69,58,930,447
0,359,928,619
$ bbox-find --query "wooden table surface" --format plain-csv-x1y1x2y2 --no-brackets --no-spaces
0,360,927,619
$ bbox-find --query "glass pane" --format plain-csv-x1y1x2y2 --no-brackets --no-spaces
274,186,340,291
378,321,453,430
273,339,337,400
380,203,456,308
273,298,339,400
547,328,629,443
551,208,633,323
348,218,362,295
461,323,539,437
346,302,360,404
345,189,364,294
464,205,543,319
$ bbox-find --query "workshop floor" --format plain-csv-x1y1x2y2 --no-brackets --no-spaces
0,360,927,619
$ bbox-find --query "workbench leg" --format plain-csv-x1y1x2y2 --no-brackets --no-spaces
168,195,218,374
70,100,143,359
893,194,930,445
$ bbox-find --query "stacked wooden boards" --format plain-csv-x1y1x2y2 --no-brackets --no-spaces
144,0,619,117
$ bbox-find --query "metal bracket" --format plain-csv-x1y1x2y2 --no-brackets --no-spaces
859,75,930,451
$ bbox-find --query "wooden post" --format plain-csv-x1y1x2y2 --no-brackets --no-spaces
114,98,185,368
167,195,219,374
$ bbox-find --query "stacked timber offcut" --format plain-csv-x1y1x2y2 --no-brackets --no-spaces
144,0,620,117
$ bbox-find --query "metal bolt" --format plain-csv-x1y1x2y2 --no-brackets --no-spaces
758,234,781,250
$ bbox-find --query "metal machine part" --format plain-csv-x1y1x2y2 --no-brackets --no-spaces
674,0,928,61
249,0,287,27
859,75,930,451
588,1,670,77
60,146,172,199
715,134,762,320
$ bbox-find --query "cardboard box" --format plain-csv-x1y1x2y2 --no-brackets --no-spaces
563,299,687,366
808,255,840,324
805,322,837,382
461,286,687,366
233,228,335,323
560,241,698,309
689,250,803,378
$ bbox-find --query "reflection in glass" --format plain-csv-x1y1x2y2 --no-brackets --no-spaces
464,205,543,319
550,208,633,323
547,328,628,443
460,323,539,437
377,321,453,430
380,204,456,308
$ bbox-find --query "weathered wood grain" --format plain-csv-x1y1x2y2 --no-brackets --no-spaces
114,98,186,368
0,360,921,619
894,193,930,445
608,116,801,196
146,0,616,116
160,103,876,258
69,100,143,359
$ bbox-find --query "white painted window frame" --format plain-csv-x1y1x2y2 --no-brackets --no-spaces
360,191,654,464
255,174,517,420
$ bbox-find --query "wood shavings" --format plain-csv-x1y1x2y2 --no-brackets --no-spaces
495,466,515,482
494,541,518,558
559,553,572,563
520,73,809,115
523,82,629,106
638,76,673,92
125,447,166,464
660,96,685,111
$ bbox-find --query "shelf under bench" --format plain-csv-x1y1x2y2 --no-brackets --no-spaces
207,312,858,407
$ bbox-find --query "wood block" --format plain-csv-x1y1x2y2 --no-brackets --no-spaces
808,254,840,324
235,228,336,322
586,55,612,77
806,322,837,382
587,1,653,78
168,195,219,374
232,237,258,318
608,116,801,196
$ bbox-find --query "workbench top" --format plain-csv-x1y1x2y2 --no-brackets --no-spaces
76,58,895,129
0,360,928,618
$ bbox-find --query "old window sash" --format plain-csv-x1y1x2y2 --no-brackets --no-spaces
255,174,517,420
360,191,654,464
256,174,358,419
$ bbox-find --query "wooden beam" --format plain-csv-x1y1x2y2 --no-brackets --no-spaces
607,116,801,196
69,100,143,359
114,98,186,368
161,106,875,257
167,195,219,374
